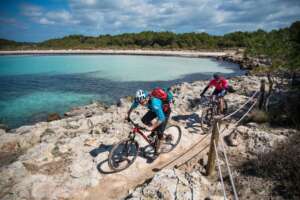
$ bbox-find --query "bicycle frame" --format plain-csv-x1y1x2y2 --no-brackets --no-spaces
207,94,227,116
129,123,153,145
202,95,219,107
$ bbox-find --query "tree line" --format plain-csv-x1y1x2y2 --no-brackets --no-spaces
0,31,263,50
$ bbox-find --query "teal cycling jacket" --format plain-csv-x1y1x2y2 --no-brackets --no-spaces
130,91,173,122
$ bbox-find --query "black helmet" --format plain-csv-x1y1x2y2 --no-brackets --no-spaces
213,73,220,79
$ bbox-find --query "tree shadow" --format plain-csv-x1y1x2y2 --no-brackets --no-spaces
187,97,203,110
172,113,202,134
90,144,115,174
90,144,113,157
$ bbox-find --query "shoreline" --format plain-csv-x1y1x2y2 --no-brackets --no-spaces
0,49,230,57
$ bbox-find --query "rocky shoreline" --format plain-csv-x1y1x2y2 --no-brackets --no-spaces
217,49,272,70
1,75,298,200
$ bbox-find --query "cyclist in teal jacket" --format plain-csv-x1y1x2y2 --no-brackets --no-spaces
126,89,173,154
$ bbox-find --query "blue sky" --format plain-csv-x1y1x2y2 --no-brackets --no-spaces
1,0,300,42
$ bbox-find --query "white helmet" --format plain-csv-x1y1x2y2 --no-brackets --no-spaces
135,89,147,102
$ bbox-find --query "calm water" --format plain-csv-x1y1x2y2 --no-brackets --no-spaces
0,55,243,128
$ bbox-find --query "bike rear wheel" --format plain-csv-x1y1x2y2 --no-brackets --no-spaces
108,139,139,172
159,124,182,153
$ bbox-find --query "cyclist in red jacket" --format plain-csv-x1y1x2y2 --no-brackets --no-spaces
200,73,228,113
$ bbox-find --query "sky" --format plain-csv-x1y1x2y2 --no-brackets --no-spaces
0,0,300,42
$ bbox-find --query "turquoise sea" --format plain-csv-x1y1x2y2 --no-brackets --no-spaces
0,55,243,128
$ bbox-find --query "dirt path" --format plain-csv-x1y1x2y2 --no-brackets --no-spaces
80,123,212,200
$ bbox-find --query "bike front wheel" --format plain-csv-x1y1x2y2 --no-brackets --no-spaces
218,98,228,114
201,107,214,133
159,124,182,153
108,139,139,172
224,99,228,114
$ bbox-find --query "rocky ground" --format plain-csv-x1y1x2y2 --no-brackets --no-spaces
126,125,298,200
0,75,298,200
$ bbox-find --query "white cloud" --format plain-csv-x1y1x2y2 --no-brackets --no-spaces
22,0,300,34
45,10,80,25
21,4,43,17
39,18,55,25
82,0,97,6
21,4,79,26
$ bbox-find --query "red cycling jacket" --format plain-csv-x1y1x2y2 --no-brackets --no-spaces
208,78,228,91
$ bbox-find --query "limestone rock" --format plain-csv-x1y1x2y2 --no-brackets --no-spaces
0,129,5,136
0,123,8,131
47,113,61,122
128,168,225,200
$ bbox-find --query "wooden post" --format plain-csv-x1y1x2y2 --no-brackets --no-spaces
258,79,266,110
206,118,221,176
265,74,274,111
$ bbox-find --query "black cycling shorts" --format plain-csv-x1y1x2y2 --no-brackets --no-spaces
141,109,171,136
212,89,227,97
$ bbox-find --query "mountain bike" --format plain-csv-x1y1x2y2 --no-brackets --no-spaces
200,95,228,132
108,118,182,172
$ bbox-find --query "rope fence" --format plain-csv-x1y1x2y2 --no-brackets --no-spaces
234,99,257,126
222,90,259,120
217,123,239,200
214,140,227,200
207,88,261,200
